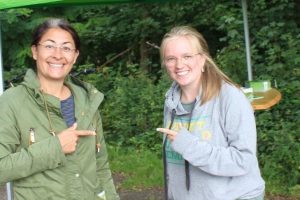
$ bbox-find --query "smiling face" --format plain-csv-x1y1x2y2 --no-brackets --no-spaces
163,36,205,90
31,28,79,85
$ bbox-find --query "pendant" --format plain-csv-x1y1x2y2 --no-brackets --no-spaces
29,128,35,145
96,143,101,153
49,130,56,136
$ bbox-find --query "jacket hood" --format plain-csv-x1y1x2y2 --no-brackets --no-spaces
21,69,103,104
165,81,181,110
22,69,41,94
165,81,202,115
20,69,104,128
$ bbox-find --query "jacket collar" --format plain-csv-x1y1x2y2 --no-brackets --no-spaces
20,69,103,111
165,81,201,115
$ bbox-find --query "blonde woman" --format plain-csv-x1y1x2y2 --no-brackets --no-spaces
157,26,265,200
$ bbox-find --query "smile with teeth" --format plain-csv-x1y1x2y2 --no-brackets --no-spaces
49,63,64,68
176,70,189,76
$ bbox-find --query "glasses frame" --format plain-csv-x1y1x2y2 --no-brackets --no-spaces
37,43,77,54
164,53,201,67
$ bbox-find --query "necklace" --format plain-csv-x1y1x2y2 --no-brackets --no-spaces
40,90,56,136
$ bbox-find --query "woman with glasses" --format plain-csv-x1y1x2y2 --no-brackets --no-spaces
157,26,265,200
0,18,119,200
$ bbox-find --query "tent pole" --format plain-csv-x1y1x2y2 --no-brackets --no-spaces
242,0,253,81
0,21,3,93
6,183,13,200
0,21,13,200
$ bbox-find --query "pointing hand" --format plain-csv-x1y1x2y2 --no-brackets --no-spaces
156,128,178,142
58,123,96,154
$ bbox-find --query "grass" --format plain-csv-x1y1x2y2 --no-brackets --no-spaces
107,145,163,190
107,145,300,199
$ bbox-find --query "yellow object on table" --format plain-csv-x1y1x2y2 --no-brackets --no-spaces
251,88,282,110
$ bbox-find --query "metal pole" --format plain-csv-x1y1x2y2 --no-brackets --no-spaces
242,0,253,81
0,21,4,94
6,183,13,200
0,20,13,200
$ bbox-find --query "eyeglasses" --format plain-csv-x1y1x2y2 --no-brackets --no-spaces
164,53,201,67
37,43,76,54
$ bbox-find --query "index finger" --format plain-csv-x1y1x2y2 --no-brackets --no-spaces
75,130,96,136
156,128,175,135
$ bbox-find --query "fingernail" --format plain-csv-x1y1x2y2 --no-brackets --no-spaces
156,128,160,131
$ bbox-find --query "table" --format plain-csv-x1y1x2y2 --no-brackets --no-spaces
251,88,282,110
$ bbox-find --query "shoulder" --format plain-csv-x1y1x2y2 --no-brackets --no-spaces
68,77,103,95
0,85,28,116
218,82,253,112
0,85,27,103
67,77,104,105
220,82,247,101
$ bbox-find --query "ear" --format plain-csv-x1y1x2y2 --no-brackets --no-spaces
73,51,80,64
31,45,37,60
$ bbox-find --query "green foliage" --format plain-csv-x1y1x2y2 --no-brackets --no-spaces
91,64,170,152
257,110,300,194
0,8,33,77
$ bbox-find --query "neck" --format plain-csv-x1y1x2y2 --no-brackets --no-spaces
180,84,201,104
39,79,70,100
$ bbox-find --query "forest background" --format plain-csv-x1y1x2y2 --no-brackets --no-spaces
0,0,299,199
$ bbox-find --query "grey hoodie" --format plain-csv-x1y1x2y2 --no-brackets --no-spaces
163,82,265,200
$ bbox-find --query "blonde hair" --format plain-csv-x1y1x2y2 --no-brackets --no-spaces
160,26,236,105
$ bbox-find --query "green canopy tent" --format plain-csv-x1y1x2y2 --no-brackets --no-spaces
0,0,187,9
0,1,252,199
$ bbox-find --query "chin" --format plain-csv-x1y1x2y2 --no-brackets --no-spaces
49,75,67,81
175,78,189,85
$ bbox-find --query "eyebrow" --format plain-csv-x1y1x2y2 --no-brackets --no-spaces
42,39,73,45
165,53,195,57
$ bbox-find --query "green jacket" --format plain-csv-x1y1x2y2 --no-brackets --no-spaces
0,69,119,200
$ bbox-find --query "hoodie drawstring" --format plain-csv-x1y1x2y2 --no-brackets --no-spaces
164,101,196,199
163,109,175,200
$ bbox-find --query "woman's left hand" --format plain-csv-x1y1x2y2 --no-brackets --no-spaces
156,128,178,142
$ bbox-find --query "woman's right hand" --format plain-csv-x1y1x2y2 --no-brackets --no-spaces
57,123,96,154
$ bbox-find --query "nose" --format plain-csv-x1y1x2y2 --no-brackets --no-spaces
175,57,185,68
52,47,63,59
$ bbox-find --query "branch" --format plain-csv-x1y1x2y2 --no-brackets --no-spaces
98,48,132,69
146,41,160,50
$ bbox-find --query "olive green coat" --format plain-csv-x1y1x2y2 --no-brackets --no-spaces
0,69,119,200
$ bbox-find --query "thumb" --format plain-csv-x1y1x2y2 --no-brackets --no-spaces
68,123,77,130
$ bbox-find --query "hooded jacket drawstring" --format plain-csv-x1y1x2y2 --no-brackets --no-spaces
164,101,195,199
163,109,175,200
40,90,56,136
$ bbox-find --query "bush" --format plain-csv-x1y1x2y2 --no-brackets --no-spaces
86,64,171,153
